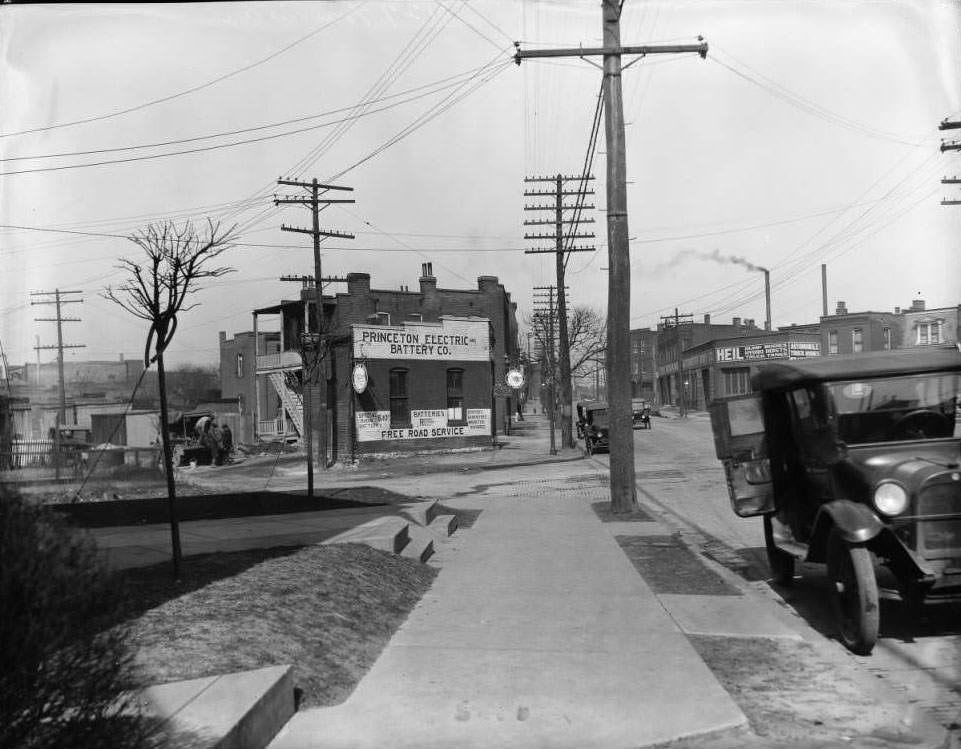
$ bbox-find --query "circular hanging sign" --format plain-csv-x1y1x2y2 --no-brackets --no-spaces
351,363,369,394
505,368,525,389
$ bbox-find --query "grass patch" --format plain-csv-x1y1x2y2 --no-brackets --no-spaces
591,501,654,522
117,544,437,707
688,635,886,743
615,535,740,596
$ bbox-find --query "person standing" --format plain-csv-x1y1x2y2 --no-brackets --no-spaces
220,423,233,464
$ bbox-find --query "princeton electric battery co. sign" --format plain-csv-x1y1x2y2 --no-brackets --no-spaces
352,317,490,361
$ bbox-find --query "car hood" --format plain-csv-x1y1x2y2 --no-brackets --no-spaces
847,441,961,487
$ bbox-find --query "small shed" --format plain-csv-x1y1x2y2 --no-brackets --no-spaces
90,410,160,447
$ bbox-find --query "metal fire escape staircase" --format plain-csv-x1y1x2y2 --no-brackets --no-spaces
267,371,304,437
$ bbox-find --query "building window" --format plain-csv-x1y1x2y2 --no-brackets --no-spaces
852,328,863,353
722,367,751,396
389,368,410,427
916,321,941,346
828,331,839,355
446,368,465,423
236,353,244,378
882,328,891,350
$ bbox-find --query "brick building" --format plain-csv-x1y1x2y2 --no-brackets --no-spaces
656,315,765,406
682,328,822,409
899,299,960,349
820,300,901,355
219,330,281,444
226,265,519,461
351,317,494,455
629,327,657,402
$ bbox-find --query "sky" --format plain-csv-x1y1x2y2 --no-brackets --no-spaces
1,0,960,372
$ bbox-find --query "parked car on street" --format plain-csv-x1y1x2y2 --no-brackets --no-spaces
709,347,961,655
576,401,610,455
632,399,652,429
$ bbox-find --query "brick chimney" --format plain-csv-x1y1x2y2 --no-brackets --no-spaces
911,299,925,311
703,314,711,325
835,301,848,315
477,275,500,294
732,317,741,326
419,262,436,294
347,272,371,296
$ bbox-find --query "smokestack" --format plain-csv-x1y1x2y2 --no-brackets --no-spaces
764,269,771,331
821,264,828,318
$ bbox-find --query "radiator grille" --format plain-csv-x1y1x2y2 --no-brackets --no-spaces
918,481,961,552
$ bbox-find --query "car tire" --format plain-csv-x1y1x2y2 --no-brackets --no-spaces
763,514,795,586
826,527,879,656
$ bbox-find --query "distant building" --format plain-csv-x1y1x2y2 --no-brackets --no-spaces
219,330,279,444
684,328,822,409
629,328,657,403
899,299,961,349
656,315,766,407
819,300,901,355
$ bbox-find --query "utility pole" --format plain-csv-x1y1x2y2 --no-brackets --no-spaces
533,285,565,455
940,118,961,204
940,177,961,206
515,4,707,513
31,289,84,480
280,274,349,290
661,309,693,417
524,174,595,449
274,178,354,495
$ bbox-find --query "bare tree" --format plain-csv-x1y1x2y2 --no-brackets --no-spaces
527,304,606,394
565,306,607,384
103,219,237,580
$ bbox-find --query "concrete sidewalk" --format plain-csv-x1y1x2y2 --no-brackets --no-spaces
267,490,747,749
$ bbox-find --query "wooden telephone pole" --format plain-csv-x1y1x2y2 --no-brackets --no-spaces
939,118,961,205
31,289,84,481
661,309,694,417
524,174,595,448
532,285,566,455
274,179,354,495
515,3,708,512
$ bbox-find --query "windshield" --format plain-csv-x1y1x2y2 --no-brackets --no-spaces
591,409,610,428
827,372,960,444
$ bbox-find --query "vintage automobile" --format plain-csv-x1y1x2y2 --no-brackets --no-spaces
576,401,610,455
632,399,652,429
709,347,961,655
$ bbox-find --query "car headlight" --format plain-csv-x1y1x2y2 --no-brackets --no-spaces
873,481,909,516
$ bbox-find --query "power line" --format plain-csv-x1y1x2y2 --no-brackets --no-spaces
0,61,512,177
0,5,361,139
0,60,506,165
709,45,934,148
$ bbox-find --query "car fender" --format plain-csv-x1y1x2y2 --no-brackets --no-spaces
808,500,883,562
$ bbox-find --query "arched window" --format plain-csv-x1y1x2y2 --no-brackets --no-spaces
389,368,410,428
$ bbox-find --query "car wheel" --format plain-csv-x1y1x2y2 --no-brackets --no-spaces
763,514,795,586
826,527,879,655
